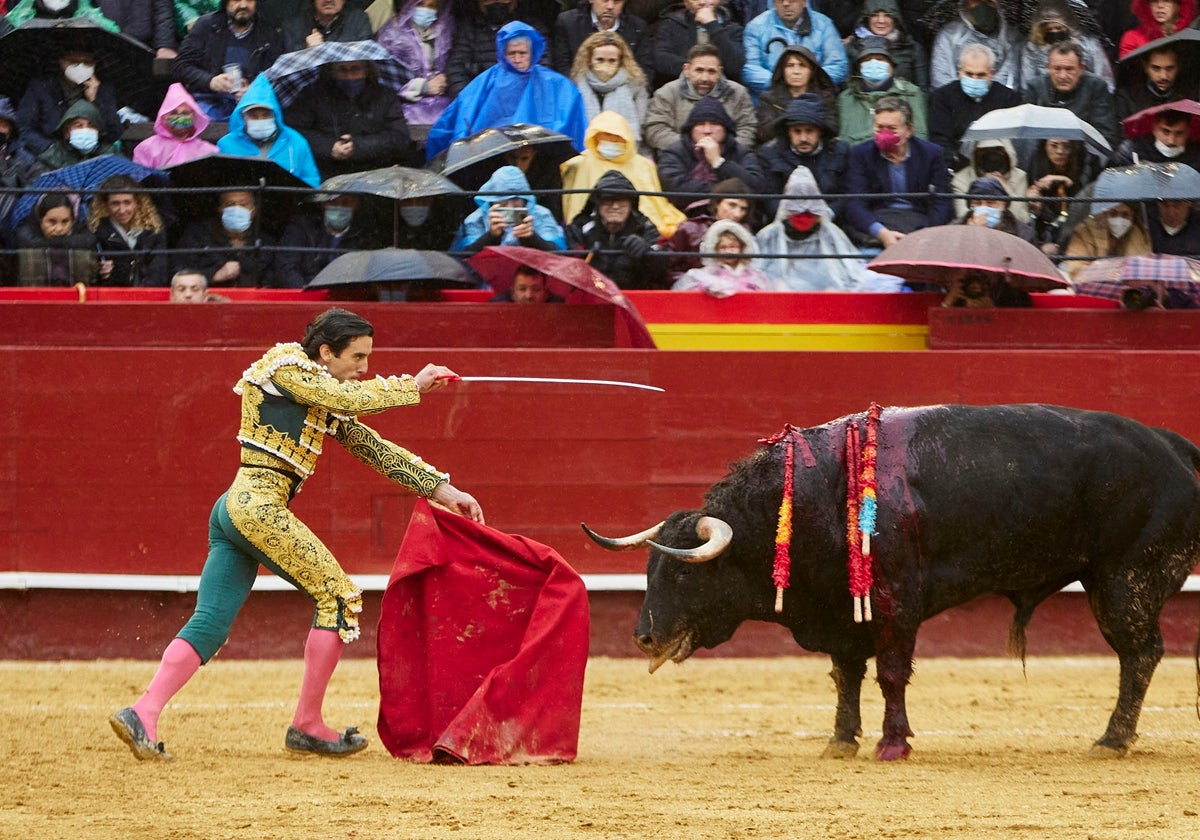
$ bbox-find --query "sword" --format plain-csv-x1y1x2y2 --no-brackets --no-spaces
439,375,664,392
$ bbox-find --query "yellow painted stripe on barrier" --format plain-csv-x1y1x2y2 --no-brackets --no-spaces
646,322,930,351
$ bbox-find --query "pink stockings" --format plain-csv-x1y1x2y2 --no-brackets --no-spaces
291,627,344,741
132,637,202,743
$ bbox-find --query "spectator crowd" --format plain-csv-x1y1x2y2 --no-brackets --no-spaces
0,0,1198,298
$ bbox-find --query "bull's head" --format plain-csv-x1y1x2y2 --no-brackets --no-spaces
583,513,743,673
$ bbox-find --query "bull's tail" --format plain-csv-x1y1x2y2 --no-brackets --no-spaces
1007,603,1033,675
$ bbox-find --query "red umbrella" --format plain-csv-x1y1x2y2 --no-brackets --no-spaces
466,245,656,348
868,225,1068,291
1122,99,1200,142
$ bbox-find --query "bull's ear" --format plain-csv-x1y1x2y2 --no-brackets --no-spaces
647,516,733,563
580,521,665,551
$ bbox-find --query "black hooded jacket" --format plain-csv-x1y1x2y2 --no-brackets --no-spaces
565,170,666,289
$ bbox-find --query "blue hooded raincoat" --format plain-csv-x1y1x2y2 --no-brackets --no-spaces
217,74,322,188
450,165,566,250
424,21,586,160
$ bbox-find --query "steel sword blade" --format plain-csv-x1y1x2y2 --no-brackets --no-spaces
452,376,664,392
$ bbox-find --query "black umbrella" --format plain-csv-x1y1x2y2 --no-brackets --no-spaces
428,124,577,191
0,19,160,117
1117,29,1200,88
165,153,313,232
317,166,464,201
306,248,474,300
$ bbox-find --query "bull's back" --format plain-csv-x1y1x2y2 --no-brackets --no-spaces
874,404,1200,608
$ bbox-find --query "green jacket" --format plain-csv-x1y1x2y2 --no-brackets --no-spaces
836,78,927,146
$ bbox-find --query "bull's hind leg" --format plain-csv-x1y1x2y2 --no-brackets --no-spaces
1086,578,1171,758
823,654,866,758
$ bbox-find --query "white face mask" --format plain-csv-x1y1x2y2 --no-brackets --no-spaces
400,205,431,226
1107,216,1133,238
68,127,99,153
1155,140,1187,159
64,63,95,85
596,140,625,160
244,117,277,141
43,0,71,11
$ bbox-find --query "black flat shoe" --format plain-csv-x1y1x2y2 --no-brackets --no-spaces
110,707,174,761
285,725,368,756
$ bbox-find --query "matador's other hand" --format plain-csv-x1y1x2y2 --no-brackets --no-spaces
431,482,485,524
414,363,460,393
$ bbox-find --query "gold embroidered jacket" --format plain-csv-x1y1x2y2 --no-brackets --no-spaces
233,342,448,497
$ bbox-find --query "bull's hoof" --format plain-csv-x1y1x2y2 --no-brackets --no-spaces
1088,742,1129,759
874,741,912,761
821,738,859,759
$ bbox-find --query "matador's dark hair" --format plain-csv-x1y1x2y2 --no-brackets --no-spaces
301,308,374,360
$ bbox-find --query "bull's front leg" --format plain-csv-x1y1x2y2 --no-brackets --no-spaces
873,632,917,761
822,654,866,758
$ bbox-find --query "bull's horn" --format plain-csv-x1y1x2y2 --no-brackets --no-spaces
647,516,733,563
581,521,665,551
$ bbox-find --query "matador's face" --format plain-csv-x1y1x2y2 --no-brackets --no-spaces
322,335,372,381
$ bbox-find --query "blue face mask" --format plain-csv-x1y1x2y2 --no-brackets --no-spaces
859,59,892,86
336,78,366,97
960,76,991,98
221,204,253,232
411,6,437,27
324,206,353,230
973,205,1003,228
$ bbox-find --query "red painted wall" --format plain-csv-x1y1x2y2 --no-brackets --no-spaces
6,303,1200,658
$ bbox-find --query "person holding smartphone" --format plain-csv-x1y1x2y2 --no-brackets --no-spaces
450,164,566,253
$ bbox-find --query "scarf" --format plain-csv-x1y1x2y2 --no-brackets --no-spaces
577,69,642,139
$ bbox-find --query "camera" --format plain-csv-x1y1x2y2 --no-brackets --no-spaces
496,206,525,225
1121,285,1159,311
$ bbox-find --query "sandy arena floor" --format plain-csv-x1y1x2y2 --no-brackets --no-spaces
5,655,1200,839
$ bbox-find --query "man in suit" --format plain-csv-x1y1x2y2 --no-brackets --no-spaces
842,94,952,247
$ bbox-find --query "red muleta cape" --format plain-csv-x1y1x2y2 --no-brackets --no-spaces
377,498,590,764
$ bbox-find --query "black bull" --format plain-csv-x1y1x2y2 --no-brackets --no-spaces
583,404,1200,760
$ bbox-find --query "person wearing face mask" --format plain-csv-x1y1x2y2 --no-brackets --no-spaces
284,59,413,179
1147,199,1200,257
846,0,928,92
551,0,653,82
645,43,758,155
930,0,1022,90
36,100,117,170
275,193,386,287
444,0,552,99
13,191,98,286
280,0,371,51
843,95,952,248
570,31,650,155
927,43,1020,171
16,45,124,156
957,175,1034,242
427,22,586,159
450,164,566,253
175,189,278,286
837,37,927,146
132,83,219,169
1020,0,1114,94
951,138,1029,222
377,0,456,131
754,165,878,291
560,110,686,236
217,74,321,188
1108,110,1200,170
1063,202,1152,278
6,0,119,29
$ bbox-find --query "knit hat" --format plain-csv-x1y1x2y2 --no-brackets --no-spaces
683,96,736,134
966,176,1011,200
781,93,828,130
